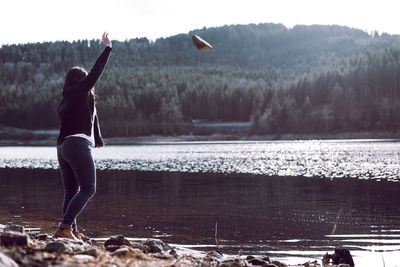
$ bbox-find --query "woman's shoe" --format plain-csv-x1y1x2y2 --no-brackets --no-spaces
53,225,80,241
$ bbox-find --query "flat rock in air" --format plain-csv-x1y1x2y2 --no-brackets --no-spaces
192,35,213,51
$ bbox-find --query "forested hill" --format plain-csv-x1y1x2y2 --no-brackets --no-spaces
1,23,400,137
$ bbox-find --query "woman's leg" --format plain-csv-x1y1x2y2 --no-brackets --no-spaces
58,138,96,228
57,152,79,230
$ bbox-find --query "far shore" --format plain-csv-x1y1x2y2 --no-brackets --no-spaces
1,130,400,146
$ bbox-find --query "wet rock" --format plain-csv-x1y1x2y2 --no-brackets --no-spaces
0,251,18,267
4,225,24,234
104,235,132,248
0,231,29,246
45,241,72,253
142,239,171,253
336,264,352,267
323,248,355,267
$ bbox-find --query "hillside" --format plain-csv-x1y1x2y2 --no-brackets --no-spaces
1,23,400,136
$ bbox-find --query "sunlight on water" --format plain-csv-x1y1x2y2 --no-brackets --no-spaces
1,140,400,181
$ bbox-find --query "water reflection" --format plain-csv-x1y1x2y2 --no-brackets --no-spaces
0,168,400,265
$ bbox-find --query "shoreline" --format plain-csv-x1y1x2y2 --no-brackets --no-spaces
0,224,330,267
1,130,400,146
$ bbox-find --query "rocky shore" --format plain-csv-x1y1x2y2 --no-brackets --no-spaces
0,224,356,267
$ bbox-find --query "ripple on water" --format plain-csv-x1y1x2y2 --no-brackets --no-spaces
0,140,400,181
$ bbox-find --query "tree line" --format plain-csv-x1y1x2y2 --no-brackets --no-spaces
1,23,400,136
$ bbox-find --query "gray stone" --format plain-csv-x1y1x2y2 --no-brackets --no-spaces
206,250,223,259
45,241,72,253
169,249,178,258
104,235,132,248
130,241,145,251
142,239,171,253
4,225,24,234
105,245,121,252
81,247,100,257
246,257,268,266
34,234,48,241
110,247,130,257
0,251,18,267
219,260,242,267
0,231,29,246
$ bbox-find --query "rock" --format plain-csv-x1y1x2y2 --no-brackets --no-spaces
81,247,100,257
34,234,48,241
337,264,351,267
4,225,24,234
0,225,6,233
206,250,223,259
142,239,171,253
219,259,242,267
110,246,141,258
45,241,72,253
130,241,145,251
169,249,178,258
331,248,354,267
247,257,269,266
111,247,131,257
72,254,95,261
105,245,122,252
262,256,270,262
0,231,29,246
139,263,162,267
0,251,18,267
104,235,132,247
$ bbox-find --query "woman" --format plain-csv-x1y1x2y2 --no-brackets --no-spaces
53,32,112,241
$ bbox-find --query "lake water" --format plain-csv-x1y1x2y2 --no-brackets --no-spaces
0,140,400,266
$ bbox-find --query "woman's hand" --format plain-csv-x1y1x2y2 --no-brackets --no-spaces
102,32,112,48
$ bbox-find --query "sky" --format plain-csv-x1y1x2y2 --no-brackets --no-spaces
2,0,400,45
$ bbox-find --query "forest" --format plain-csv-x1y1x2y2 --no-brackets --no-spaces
1,23,400,137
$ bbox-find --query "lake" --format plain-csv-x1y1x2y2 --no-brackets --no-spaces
0,140,400,266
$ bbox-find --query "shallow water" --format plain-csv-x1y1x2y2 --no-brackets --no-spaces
1,140,400,266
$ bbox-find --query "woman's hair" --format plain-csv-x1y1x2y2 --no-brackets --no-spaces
63,66,97,100
63,67,88,89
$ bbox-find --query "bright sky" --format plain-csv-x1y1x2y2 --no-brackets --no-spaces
2,0,400,45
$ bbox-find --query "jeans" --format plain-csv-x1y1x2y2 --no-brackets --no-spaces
57,137,96,231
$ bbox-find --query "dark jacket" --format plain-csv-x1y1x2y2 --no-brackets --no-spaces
57,46,112,147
